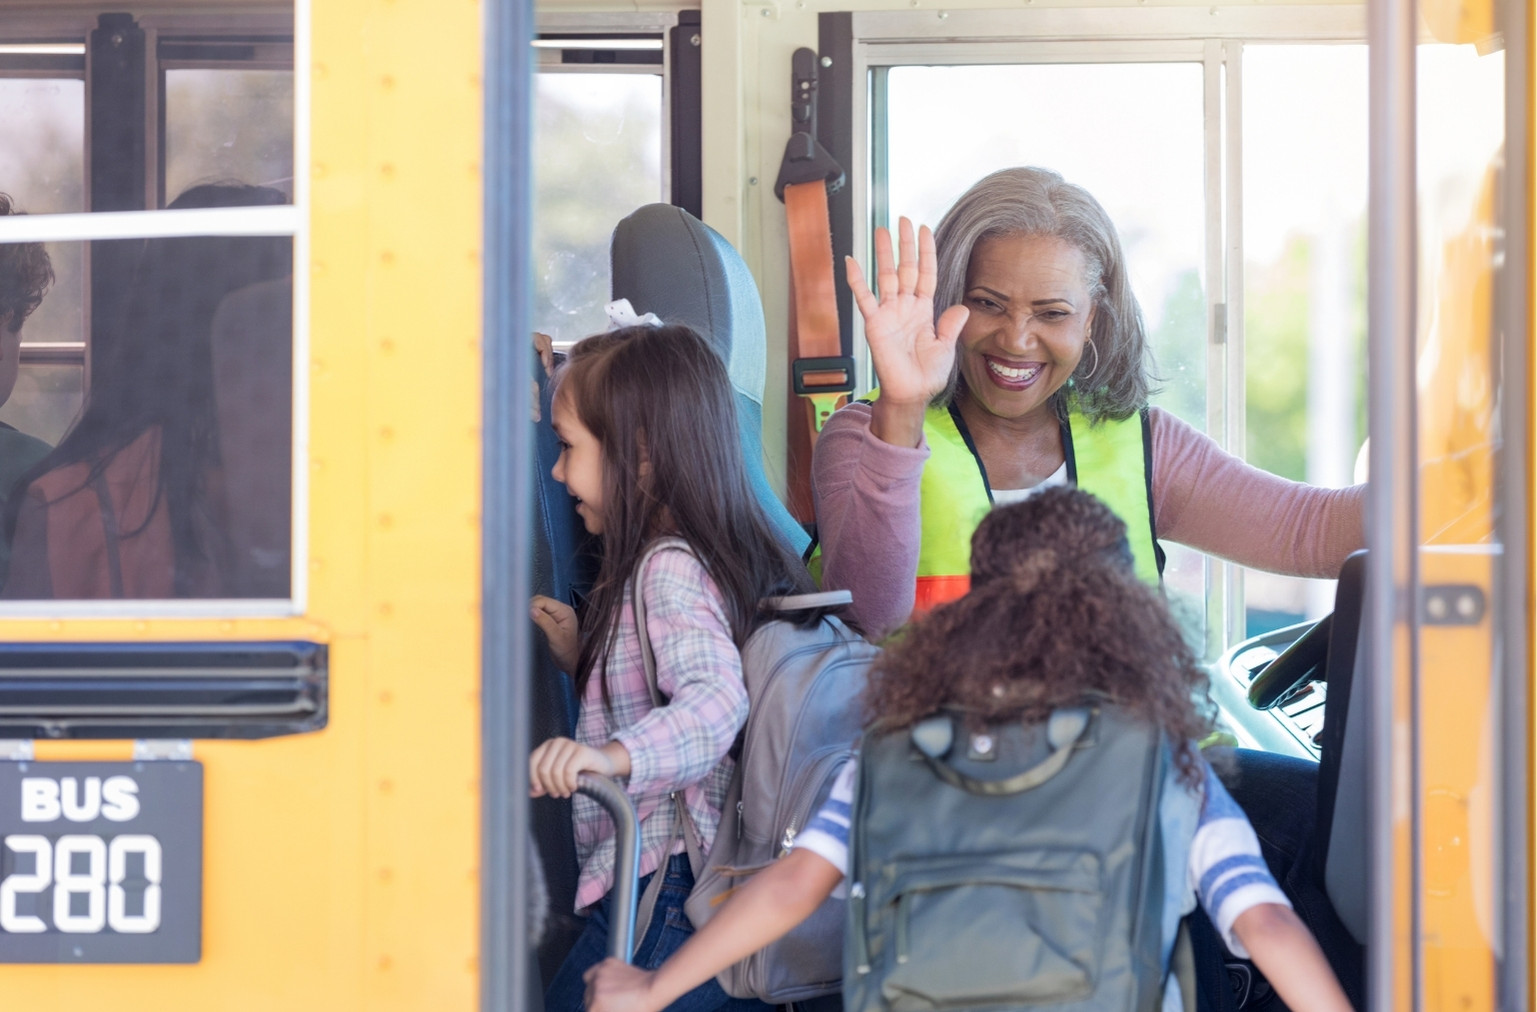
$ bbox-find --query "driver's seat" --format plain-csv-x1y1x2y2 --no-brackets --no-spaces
1314,549,1369,943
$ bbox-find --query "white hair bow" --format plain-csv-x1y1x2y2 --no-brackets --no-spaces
604,298,663,330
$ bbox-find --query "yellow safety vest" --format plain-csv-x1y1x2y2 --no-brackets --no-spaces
810,401,1163,615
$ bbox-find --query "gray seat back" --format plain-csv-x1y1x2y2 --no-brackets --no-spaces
609,204,810,557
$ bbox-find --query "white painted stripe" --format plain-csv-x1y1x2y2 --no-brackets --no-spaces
0,205,300,244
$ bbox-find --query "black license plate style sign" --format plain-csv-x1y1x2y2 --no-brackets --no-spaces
0,761,202,963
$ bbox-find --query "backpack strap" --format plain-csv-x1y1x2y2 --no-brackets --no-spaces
628,537,709,955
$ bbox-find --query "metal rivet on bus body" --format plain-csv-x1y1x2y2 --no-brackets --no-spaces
691,33,702,46
380,163,396,179
379,690,393,704
749,177,759,186
378,867,393,882
938,10,948,18
378,513,394,529
380,250,395,265
380,75,395,90
378,955,393,970
379,779,394,795
820,56,832,67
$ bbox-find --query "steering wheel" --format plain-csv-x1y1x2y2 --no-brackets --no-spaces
1246,612,1333,709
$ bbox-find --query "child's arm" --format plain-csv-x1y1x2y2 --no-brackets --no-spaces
1231,903,1352,1012
584,848,844,1012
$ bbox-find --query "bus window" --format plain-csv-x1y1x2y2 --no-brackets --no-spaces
1240,44,1368,637
0,10,298,608
163,67,295,207
533,33,665,346
0,69,87,448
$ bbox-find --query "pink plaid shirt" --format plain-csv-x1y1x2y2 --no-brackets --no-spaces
571,542,747,911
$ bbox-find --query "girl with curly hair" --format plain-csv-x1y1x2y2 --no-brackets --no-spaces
584,486,1350,1012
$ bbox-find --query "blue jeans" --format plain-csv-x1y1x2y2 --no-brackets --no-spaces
545,854,777,1012
1213,749,1365,1010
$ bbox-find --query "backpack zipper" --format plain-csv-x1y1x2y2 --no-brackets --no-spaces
777,747,853,856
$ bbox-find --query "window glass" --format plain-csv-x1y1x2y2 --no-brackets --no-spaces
0,78,85,214
163,69,295,205
533,72,664,344
0,234,294,600
1240,45,1369,635
883,61,1209,640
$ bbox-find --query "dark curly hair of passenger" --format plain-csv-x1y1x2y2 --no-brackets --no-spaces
864,486,1216,787
0,193,54,335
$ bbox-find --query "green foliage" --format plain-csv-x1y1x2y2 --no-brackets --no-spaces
1244,235,1312,481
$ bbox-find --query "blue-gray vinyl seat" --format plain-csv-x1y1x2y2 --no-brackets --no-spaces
610,203,811,559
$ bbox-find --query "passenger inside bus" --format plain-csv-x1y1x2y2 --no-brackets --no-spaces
0,193,54,587
527,323,811,1012
583,487,1351,1012
814,166,1367,1004
1,182,292,599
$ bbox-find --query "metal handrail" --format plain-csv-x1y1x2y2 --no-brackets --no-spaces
575,773,640,963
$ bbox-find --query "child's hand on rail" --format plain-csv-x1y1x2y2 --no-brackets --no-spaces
528,738,631,798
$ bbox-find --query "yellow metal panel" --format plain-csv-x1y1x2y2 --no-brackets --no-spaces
0,0,484,1006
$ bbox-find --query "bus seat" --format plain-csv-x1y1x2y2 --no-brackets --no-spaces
530,345,592,981
1316,550,1369,944
210,277,293,597
609,203,812,558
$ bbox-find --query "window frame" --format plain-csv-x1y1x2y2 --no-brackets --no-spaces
851,5,1368,658
0,3,308,619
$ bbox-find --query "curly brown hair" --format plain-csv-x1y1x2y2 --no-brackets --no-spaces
864,486,1215,786
0,193,54,335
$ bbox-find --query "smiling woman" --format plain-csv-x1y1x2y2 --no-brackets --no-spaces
811,166,1367,639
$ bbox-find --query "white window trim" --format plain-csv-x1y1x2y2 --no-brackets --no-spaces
0,0,309,620
853,6,1367,657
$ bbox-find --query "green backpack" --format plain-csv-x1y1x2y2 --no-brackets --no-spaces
845,703,1195,1012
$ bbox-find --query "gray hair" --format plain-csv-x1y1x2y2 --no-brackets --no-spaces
931,166,1155,423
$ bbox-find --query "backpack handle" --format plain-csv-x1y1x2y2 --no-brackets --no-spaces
917,707,1093,796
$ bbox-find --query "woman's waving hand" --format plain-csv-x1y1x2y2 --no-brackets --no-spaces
845,217,969,447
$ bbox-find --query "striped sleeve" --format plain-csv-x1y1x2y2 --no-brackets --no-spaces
1188,762,1292,959
791,759,856,880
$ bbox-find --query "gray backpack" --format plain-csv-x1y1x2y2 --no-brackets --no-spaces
630,538,876,1002
845,703,1195,1012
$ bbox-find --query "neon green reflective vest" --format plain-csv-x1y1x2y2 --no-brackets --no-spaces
811,401,1163,614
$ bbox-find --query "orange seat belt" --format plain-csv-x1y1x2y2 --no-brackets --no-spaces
776,47,850,522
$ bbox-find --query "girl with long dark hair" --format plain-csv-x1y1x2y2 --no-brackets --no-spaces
528,323,811,1012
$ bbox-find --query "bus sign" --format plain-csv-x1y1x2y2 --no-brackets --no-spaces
0,762,202,963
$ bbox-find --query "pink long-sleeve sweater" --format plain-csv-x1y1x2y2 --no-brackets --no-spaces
812,402,1366,637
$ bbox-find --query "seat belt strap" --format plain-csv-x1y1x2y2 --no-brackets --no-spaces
777,46,850,521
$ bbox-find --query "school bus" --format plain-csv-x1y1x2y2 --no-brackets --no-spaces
0,0,1524,1008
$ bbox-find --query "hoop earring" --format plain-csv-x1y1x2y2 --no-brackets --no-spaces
1082,338,1100,382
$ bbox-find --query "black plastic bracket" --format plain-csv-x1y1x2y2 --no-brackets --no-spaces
792,356,856,394
774,47,845,201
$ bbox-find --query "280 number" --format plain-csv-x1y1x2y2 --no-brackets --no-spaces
0,835,163,934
